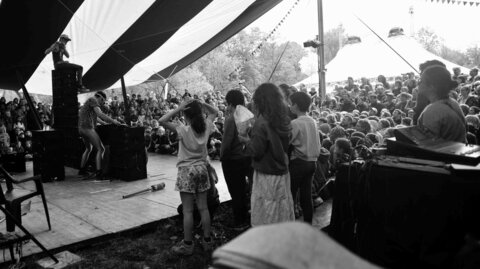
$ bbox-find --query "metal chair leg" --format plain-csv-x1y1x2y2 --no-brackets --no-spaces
0,206,58,263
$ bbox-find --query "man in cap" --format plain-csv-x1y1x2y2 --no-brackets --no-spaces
45,34,86,92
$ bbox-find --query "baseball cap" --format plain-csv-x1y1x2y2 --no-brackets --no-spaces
60,34,71,41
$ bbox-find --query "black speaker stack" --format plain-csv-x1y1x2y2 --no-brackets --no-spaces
98,125,147,181
34,70,147,181
32,130,65,181
51,69,83,169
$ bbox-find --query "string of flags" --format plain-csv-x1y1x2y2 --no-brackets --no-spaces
231,0,302,77
426,0,480,6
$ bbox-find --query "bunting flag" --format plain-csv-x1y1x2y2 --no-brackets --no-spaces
0,0,282,94
232,0,302,76
427,0,480,6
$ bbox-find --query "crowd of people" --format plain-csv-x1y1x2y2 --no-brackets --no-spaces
3,57,479,255
141,59,479,255
100,90,232,159
0,96,53,157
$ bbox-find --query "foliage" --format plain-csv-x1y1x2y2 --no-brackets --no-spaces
224,27,308,91
255,41,308,85
466,45,480,67
439,45,469,67
415,27,442,54
416,27,480,69
113,27,309,95
194,48,241,92
169,65,213,96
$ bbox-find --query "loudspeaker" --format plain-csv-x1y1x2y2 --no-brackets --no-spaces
52,69,79,130
32,130,65,182
108,148,147,181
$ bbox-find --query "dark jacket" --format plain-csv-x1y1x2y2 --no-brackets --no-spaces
220,115,245,161
245,115,291,175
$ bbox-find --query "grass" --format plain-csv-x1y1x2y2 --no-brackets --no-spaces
18,202,244,269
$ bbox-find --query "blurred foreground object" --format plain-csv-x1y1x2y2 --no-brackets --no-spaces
211,222,380,269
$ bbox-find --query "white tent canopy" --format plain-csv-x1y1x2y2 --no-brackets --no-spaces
0,0,281,95
296,33,470,87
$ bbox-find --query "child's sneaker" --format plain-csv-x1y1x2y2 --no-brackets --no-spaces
171,240,194,255
201,237,213,251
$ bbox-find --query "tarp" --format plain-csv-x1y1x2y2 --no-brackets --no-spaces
296,33,470,86
0,0,281,95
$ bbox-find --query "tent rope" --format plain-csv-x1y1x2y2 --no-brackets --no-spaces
231,0,302,76
353,14,420,75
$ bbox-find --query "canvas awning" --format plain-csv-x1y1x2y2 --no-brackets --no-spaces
0,0,281,95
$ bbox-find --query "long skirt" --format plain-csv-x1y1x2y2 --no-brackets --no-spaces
250,170,295,227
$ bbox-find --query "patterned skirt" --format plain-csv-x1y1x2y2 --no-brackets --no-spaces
250,170,295,227
176,164,211,193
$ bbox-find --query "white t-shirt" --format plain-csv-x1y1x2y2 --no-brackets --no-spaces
418,98,466,143
176,120,215,167
290,115,321,162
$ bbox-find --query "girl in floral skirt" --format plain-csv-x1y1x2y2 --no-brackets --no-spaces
159,99,218,255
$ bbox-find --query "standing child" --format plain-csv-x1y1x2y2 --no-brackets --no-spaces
220,89,251,230
159,99,218,255
241,83,295,226
288,92,321,224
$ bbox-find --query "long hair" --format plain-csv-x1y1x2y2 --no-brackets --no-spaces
253,83,290,131
421,65,458,99
183,100,206,134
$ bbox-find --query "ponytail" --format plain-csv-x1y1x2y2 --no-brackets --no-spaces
183,100,206,134
190,114,206,134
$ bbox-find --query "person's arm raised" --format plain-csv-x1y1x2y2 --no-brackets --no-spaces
158,99,193,132
202,102,219,122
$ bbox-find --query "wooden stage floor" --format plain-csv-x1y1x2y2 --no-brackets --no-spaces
0,154,331,262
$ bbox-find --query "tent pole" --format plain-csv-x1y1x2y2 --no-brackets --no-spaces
317,0,326,103
16,71,42,130
120,76,131,126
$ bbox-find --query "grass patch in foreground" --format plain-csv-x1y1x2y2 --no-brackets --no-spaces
20,202,244,269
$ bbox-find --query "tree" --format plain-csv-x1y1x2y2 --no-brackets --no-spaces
257,41,307,85
194,48,241,93
415,27,442,54
169,65,212,95
439,45,469,67
466,45,480,68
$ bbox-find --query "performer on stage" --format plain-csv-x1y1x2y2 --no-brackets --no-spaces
78,91,123,179
45,34,87,92
417,65,466,143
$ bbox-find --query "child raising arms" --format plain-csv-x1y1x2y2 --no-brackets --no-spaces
159,99,218,255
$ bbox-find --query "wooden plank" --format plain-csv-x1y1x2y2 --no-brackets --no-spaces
0,202,104,263
50,196,177,233
0,154,233,263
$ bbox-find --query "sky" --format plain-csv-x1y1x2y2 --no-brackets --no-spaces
249,0,480,50
247,0,480,74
